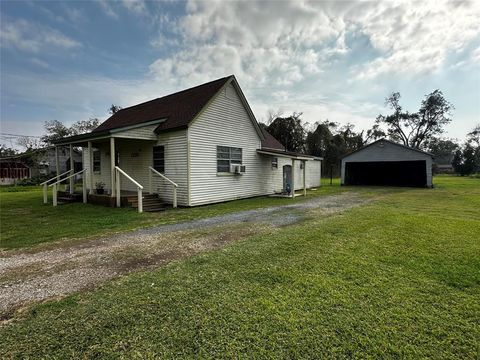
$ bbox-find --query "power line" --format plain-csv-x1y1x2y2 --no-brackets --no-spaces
0,133,42,138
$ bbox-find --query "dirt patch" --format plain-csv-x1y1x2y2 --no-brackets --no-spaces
0,192,368,320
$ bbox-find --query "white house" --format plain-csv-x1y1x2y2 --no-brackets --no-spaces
50,75,322,211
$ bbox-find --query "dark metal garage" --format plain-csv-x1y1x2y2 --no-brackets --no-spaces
341,139,433,188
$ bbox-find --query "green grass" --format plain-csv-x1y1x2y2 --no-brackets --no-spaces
0,180,343,250
1,176,479,358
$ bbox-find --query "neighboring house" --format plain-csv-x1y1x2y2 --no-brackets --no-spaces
0,147,82,185
52,75,322,209
341,139,433,188
0,160,29,185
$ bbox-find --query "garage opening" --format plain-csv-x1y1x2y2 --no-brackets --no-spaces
345,160,427,187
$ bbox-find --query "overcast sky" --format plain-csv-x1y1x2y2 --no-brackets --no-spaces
1,0,479,147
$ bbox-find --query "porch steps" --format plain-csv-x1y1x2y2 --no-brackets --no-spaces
126,194,169,212
57,192,82,204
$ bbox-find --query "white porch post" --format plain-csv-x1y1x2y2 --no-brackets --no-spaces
303,160,307,197
110,137,115,197
69,144,74,194
55,146,60,180
82,172,87,203
88,141,93,194
116,171,121,207
291,158,295,198
43,184,48,204
149,169,153,195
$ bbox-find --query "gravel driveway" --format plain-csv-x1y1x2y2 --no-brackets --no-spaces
0,192,368,319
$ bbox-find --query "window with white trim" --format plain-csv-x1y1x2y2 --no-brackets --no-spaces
93,149,101,173
217,146,242,172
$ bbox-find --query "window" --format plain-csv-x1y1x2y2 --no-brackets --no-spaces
153,145,165,173
217,146,242,172
272,157,278,169
93,150,101,173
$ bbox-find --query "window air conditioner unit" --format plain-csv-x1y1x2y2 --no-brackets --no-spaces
230,164,246,174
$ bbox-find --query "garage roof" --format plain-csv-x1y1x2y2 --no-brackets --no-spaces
342,139,433,159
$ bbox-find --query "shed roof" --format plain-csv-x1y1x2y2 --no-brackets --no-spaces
342,138,433,160
260,127,285,151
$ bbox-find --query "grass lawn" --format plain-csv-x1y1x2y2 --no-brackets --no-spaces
0,180,344,250
1,176,479,358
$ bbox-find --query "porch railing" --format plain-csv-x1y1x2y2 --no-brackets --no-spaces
115,166,144,213
40,169,73,204
148,166,178,208
48,169,87,206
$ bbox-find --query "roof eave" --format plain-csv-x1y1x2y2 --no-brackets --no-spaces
257,148,322,160
341,138,434,159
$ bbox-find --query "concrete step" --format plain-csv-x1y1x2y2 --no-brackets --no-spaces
128,198,163,205
125,194,158,201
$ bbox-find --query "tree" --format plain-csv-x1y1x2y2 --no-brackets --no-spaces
16,136,42,151
41,120,72,145
426,138,459,165
376,90,453,149
363,124,386,144
305,120,335,157
338,123,363,152
70,118,100,135
467,124,480,147
453,144,477,176
466,124,480,173
306,121,364,177
267,112,306,152
109,104,122,115
0,144,18,157
41,118,100,145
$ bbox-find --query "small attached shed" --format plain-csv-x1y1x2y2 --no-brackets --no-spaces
341,139,433,187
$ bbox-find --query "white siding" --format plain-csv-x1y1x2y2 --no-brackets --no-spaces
83,142,112,194
83,131,188,205
188,83,265,206
154,131,188,206
305,160,322,188
112,124,158,140
260,157,321,193
115,140,153,193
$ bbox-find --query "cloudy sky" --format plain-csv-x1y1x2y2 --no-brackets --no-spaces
1,0,479,147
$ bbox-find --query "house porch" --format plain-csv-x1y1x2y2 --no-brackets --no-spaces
48,134,179,212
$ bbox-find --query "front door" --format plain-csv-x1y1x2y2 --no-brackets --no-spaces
283,165,292,194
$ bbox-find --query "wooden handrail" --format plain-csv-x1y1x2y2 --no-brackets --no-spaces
47,169,87,206
148,166,178,208
148,167,178,187
40,169,72,185
48,169,86,187
115,166,143,213
115,166,144,189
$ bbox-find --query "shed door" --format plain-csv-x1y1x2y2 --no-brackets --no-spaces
283,165,292,193
345,160,427,187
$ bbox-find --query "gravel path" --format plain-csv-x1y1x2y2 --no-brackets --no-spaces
0,192,368,319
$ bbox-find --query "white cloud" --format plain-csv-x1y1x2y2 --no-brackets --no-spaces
63,6,87,24
352,0,480,79
0,18,81,53
148,0,480,86
30,58,50,69
97,0,119,19
471,46,480,64
121,0,148,16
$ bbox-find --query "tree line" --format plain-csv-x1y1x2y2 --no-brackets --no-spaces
1,93,479,176
262,91,479,176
